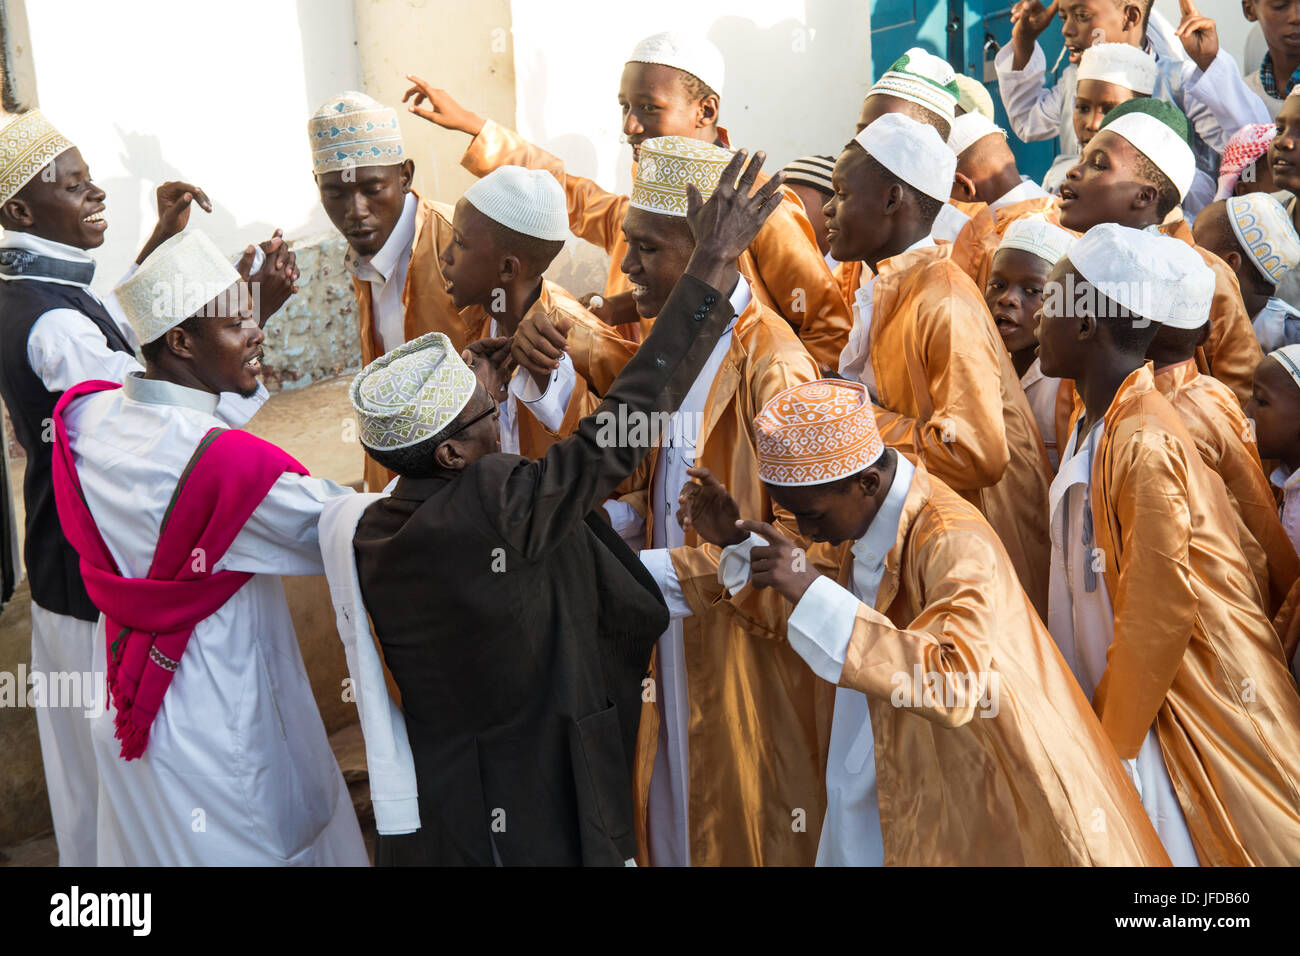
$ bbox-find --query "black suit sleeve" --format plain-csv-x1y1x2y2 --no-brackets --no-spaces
480,274,734,560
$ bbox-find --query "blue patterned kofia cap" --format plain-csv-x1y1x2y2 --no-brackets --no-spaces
1226,193,1300,287
308,91,404,176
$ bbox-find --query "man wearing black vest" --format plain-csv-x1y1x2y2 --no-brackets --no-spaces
0,109,296,865
339,148,786,865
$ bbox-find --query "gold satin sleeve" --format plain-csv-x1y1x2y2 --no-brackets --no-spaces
462,118,629,256
837,522,1002,729
566,309,637,396
748,195,852,372
1198,255,1263,407
873,280,1011,491
1093,429,1199,759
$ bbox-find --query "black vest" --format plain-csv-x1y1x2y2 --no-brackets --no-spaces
0,279,132,620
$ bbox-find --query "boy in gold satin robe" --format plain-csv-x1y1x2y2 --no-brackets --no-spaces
1036,221,1300,866
674,381,1169,866
830,113,1053,618
1057,97,1263,406
400,32,850,370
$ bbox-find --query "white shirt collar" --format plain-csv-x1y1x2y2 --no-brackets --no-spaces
347,192,418,282
858,235,934,292
1020,356,1045,388
1264,296,1300,319
726,275,751,330
0,229,96,263
122,371,220,416
989,178,1049,211
851,453,916,567
1272,464,1300,493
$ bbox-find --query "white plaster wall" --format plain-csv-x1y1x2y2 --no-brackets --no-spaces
22,0,361,295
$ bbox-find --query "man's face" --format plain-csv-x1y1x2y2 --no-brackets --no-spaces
438,385,501,468
1073,79,1135,152
6,147,108,249
1060,0,1140,63
618,62,712,161
441,199,503,310
1245,356,1300,463
1059,130,1147,231
856,93,950,140
986,248,1053,356
824,147,891,264
619,206,694,318
1270,95,1300,194
1034,259,1086,379
767,470,882,546
184,283,265,398
788,182,832,257
1242,1,1300,65
315,160,413,258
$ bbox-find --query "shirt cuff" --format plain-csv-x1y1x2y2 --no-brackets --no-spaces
717,531,765,595
510,352,575,432
602,499,645,547
639,547,693,620
786,575,858,684
993,40,1044,79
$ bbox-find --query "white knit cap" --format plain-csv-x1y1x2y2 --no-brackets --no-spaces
854,112,956,202
868,48,959,122
953,74,995,121
1099,102,1196,201
628,32,724,96
1068,222,1214,329
309,91,404,176
350,331,477,451
947,112,1004,157
1225,193,1300,286
114,230,241,345
998,217,1076,266
1077,42,1157,95
463,166,570,241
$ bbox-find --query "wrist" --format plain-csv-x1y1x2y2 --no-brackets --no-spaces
136,225,170,264
463,113,486,137
1011,35,1035,69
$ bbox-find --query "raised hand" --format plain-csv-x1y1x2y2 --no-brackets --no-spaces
682,149,786,292
463,335,516,399
739,519,824,605
1175,0,1218,73
136,180,212,264
244,230,299,327
402,75,485,136
677,466,746,546
510,309,573,389
1009,0,1059,68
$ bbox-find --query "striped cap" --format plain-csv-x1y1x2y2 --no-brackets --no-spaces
781,154,835,196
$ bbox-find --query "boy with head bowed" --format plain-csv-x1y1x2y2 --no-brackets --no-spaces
675,381,1169,866
403,31,851,371
592,136,831,867
1059,97,1264,405
336,152,789,865
830,113,1053,618
781,154,837,266
0,109,294,865
1036,223,1300,865
50,230,367,866
996,0,1268,197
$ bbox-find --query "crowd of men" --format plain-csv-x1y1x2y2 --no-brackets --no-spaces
6,5,1300,867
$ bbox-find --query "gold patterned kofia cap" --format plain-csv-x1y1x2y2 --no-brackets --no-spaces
0,110,74,205
629,136,735,218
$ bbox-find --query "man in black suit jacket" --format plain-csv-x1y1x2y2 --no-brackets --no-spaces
349,149,786,865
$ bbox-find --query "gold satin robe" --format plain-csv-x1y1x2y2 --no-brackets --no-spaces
460,119,852,371
1090,364,1300,866
1162,219,1264,407
949,195,1068,293
1153,359,1300,622
706,460,1169,865
634,297,834,866
835,247,1054,618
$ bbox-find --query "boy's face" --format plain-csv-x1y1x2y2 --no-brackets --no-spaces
1060,0,1142,63
618,62,713,161
1245,355,1300,463
789,183,832,257
315,160,413,258
7,147,108,250
1059,130,1147,231
1242,1,1300,63
1234,156,1276,195
766,470,884,546
986,248,1053,357
619,207,695,318
440,199,504,311
1269,95,1300,193
824,147,892,265
1190,200,1247,284
1073,79,1135,152
1035,259,1086,379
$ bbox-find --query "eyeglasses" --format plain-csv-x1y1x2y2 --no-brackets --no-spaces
442,399,498,440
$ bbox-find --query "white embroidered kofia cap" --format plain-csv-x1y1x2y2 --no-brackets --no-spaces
350,331,478,451
309,91,405,176
0,109,74,205
114,230,241,345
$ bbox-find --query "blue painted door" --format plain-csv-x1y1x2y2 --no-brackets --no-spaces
868,0,1067,182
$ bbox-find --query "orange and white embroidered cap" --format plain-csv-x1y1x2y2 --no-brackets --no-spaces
755,379,884,486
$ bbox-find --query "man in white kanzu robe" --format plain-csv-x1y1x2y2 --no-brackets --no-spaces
59,230,365,866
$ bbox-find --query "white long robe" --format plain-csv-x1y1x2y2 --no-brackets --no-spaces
63,372,367,866
1047,419,1199,866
